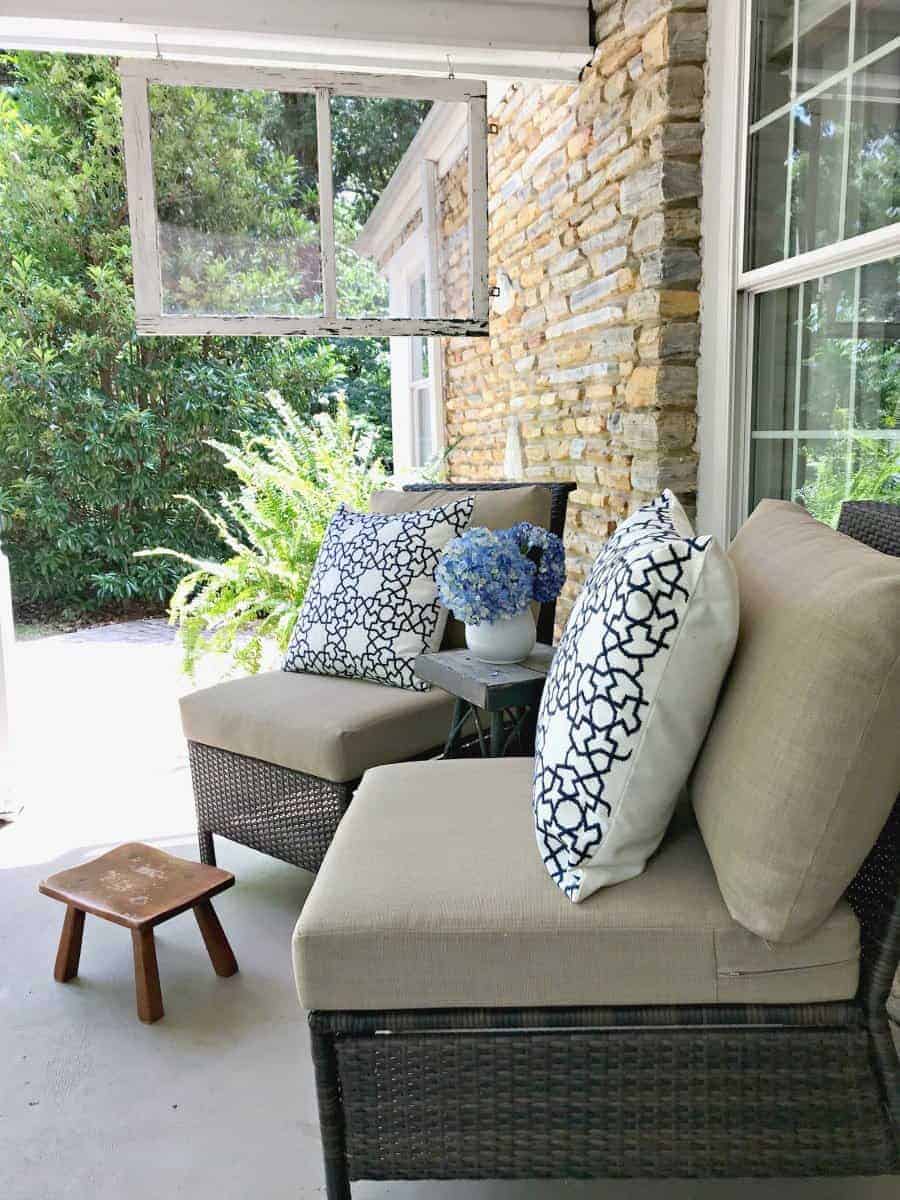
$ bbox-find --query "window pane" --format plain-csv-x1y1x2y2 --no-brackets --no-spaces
752,286,801,430
854,258,900,429
413,384,435,466
749,261,900,521
795,1,851,95
409,274,429,380
788,83,847,256
747,116,791,267
855,0,900,61
844,46,900,239
149,85,322,317
750,0,794,123
330,95,438,318
797,269,855,430
750,438,794,506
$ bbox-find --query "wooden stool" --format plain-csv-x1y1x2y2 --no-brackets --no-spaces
39,842,237,1023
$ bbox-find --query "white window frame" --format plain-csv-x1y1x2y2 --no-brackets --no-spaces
388,227,444,475
699,0,900,542
118,58,489,337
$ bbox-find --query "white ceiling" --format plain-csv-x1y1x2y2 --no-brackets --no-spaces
0,1,593,82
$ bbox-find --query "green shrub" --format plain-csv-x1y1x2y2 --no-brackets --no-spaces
136,392,385,677
0,53,403,617
798,436,900,527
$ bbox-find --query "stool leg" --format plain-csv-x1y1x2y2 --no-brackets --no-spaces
131,927,164,1023
193,899,238,978
54,906,85,983
198,829,216,866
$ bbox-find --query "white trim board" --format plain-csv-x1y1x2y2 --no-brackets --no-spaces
697,0,748,545
0,2,593,82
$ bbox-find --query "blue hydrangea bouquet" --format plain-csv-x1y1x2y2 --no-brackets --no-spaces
436,522,565,663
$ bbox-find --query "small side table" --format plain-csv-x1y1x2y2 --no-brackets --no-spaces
414,643,554,758
39,842,238,1024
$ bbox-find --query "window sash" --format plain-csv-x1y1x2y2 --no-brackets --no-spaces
732,0,900,520
119,58,489,337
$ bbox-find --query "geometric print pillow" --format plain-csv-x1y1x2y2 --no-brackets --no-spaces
283,498,474,691
532,490,739,902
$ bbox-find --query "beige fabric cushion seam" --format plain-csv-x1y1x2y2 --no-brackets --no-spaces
297,925,729,938
780,649,900,941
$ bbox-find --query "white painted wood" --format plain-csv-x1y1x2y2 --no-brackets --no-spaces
420,160,441,319
0,540,13,755
315,87,337,319
119,57,487,100
697,0,749,545
738,222,900,294
121,60,492,335
120,71,162,318
0,3,592,81
136,314,488,337
467,96,490,323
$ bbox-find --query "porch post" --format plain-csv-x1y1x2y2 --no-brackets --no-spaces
0,528,13,754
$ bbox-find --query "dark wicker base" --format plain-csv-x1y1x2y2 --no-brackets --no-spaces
188,741,355,873
309,1005,898,1188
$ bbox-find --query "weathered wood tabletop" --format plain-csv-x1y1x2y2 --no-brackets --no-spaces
414,643,554,711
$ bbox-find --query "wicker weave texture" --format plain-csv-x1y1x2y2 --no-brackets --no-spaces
188,741,353,873
336,1027,895,1179
838,500,900,557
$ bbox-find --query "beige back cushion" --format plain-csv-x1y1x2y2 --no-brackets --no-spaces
370,486,553,647
691,500,900,944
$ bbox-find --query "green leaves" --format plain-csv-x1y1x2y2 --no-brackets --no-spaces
0,52,396,619
137,392,386,677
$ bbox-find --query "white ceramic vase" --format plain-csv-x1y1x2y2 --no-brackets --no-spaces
465,608,536,664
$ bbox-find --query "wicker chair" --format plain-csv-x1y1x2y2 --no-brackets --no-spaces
303,500,900,1194
184,480,575,873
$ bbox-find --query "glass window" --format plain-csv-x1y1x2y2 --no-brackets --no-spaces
750,0,795,123
330,95,437,318
844,46,900,238
744,1,899,270
741,1,900,528
150,85,323,317
788,83,848,256
408,272,435,467
749,261,900,521
795,0,852,95
855,0,900,60
747,117,792,268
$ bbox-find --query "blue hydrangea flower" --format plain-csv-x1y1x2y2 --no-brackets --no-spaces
436,521,566,625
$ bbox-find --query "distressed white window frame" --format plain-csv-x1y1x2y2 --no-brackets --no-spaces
119,58,489,337
387,226,444,476
699,0,900,542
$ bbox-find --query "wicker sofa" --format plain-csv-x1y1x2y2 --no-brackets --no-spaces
293,499,900,1192
179,480,575,873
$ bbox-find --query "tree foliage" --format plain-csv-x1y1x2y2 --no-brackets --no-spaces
0,53,410,616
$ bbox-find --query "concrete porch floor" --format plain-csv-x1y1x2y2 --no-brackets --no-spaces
0,620,895,1199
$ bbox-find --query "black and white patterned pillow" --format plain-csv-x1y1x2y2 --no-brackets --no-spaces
283,498,474,691
533,490,739,901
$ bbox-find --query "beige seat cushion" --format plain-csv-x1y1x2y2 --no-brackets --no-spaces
180,670,456,783
370,486,553,647
691,501,900,944
293,758,859,1011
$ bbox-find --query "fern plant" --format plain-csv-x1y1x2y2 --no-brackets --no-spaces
797,436,900,527
137,391,386,677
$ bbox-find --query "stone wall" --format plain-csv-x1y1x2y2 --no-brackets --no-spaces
440,0,707,625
